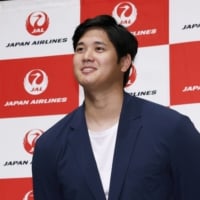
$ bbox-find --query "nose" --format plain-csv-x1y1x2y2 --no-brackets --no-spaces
82,48,94,62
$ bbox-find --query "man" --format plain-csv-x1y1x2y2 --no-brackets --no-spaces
32,15,200,200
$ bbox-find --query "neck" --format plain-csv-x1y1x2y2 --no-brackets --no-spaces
84,88,124,132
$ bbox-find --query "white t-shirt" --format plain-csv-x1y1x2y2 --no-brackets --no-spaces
88,123,118,200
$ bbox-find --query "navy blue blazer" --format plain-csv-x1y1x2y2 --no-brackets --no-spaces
32,92,200,200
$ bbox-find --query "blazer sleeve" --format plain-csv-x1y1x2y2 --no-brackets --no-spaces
169,115,200,199
32,134,63,200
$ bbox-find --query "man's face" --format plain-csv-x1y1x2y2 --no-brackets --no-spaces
73,28,124,91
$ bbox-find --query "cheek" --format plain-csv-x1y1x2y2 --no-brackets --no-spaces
100,55,118,71
73,56,80,70
99,53,115,65
72,58,79,78
73,55,78,66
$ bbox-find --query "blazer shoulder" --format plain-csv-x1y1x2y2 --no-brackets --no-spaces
35,106,83,149
133,96,183,119
126,94,192,129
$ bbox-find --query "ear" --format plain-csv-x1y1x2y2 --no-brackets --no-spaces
120,54,132,72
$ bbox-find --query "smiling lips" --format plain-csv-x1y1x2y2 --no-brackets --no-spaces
81,66,96,73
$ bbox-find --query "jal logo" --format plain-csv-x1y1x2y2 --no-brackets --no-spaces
23,190,34,200
26,11,49,36
23,129,43,154
126,64,137,87
24,69,48,95
112,1,137,27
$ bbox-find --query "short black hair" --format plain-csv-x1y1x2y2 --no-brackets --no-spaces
72,15,138,87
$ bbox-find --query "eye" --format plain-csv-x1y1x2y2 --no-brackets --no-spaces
75,46,85,53
95,46,105,52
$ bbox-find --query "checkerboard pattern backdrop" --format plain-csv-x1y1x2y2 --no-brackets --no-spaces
0,0,199,199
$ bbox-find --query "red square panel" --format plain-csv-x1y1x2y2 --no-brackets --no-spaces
0,55,78,118
81,0,169,47
0,178,33,200
170,41,200,105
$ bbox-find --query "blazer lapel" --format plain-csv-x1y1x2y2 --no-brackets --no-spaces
69,106,106,200
108,93,143,200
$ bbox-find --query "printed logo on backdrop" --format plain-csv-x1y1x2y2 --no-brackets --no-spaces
23,129,43,154
125,63,157,98
24,69,48,95
126,64,137,87
5,10,67,48
3,129,43,167
23,190,34,200
112,1,160,44
3,66,67,107
81,0,168,47
0,55,78,118
112,2,137,28
26,11,49,36
182,23,200,30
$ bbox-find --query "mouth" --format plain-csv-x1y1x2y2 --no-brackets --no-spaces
81,66,96,73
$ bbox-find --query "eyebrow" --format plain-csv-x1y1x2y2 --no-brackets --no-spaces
76,41,107,46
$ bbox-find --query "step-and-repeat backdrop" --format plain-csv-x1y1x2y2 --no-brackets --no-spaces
0,0,199,199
